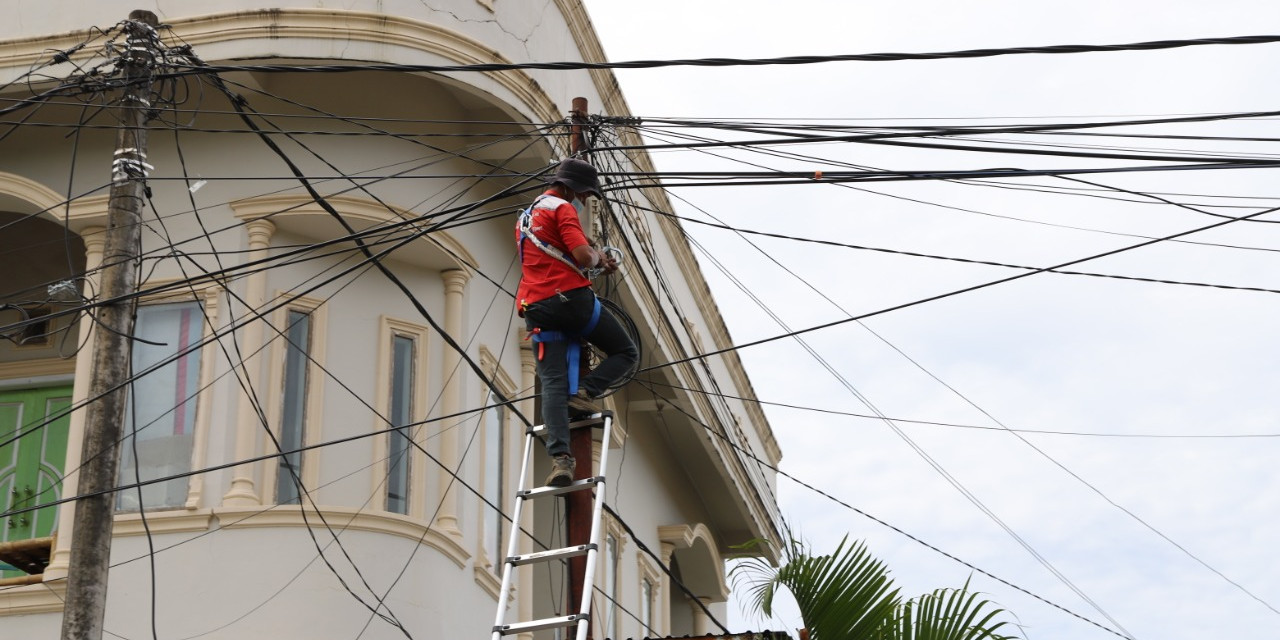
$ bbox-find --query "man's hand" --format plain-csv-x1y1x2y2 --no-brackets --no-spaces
598,250,619,275
571,244,619,275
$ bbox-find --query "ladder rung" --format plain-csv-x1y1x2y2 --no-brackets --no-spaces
507,543,596,567
495,613,589,635
526,412,611,437
494,412,613,637
518,475,604,500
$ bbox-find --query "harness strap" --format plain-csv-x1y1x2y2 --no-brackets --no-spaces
582,296,603,335
527,297,603,395
518,194,585,276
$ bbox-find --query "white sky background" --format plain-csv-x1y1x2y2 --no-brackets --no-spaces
579,2,1280,639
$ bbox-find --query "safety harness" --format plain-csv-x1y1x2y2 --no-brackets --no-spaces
518,193,602,395
527,297,601,395
517,194,587,277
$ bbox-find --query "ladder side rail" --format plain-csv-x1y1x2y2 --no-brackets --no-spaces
491,430,539,640
574,413,615,640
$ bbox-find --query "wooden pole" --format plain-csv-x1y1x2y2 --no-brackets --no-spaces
59,11,158,640
566,96,595,638
569,96,589,157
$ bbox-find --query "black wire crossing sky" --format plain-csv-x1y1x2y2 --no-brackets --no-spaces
163,33,1280,74
1,10,1278,640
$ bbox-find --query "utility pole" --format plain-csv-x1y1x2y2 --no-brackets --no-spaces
566,96,596,639
569,96,590,158
60,10,158,640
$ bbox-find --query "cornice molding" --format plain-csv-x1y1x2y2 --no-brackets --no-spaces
0,171,108,232
113,509,214,536
0,9,562,132
657,522,729,601
0,578,66,615
0,358,76,379
231,193,479,272
174,9,560,128
214,505,472,568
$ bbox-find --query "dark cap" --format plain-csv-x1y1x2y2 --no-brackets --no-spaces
550,158,603,199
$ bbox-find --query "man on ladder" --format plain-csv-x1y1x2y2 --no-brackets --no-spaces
516,158,638,486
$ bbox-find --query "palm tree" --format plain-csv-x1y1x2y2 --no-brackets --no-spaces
732,536,1019,640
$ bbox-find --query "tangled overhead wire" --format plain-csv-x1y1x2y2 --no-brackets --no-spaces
592,295,640,398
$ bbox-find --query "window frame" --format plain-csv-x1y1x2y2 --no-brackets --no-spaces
275,308,312,505
637,553,663,636
603,531,621,640
385,333,417,515
474,345,516,596
112,285,220,512
266,295,326,506
481,388,508,575
373,317,429,518
599,513,628,640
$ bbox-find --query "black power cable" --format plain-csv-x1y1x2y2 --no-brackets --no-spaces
660,166,1277,623
593,295,641,396
589,129,795,547
169,34,1280,76
634,379,1132,640
657,207,1280,296
643,379,1280,439
627,123,1280,252
639,200,1280,376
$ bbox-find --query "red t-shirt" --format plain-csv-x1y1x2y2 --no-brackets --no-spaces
516,191,592,310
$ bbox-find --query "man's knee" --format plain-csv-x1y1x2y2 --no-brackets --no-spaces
615,340,638,366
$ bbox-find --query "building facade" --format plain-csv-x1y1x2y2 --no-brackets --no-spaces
0,2,783,638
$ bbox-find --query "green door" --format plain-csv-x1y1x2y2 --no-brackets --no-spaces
0,386,71,578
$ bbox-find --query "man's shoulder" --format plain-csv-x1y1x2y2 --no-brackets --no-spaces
533,194,571,212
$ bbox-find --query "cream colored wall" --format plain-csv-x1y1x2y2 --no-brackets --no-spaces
0,1,779,636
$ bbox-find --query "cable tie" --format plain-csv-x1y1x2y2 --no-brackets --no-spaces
111,159,154,172
111,157,153,183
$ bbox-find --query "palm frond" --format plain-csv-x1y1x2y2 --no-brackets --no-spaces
893,578,1019,640
771,536,900,640
732,536,1020,640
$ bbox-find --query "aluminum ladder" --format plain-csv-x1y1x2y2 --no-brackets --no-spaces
491,411,614,640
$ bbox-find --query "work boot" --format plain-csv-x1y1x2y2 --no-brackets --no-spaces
567,388,601,415
545,454,576,487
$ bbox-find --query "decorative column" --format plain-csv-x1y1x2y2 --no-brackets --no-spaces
183,287,221,509
516,336,537,640
434,268,471,536
691,597,712,635
659,541,676,637
45,226,106,580
222,218,275,506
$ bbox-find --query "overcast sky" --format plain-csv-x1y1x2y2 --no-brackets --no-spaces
580,2,1280,638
